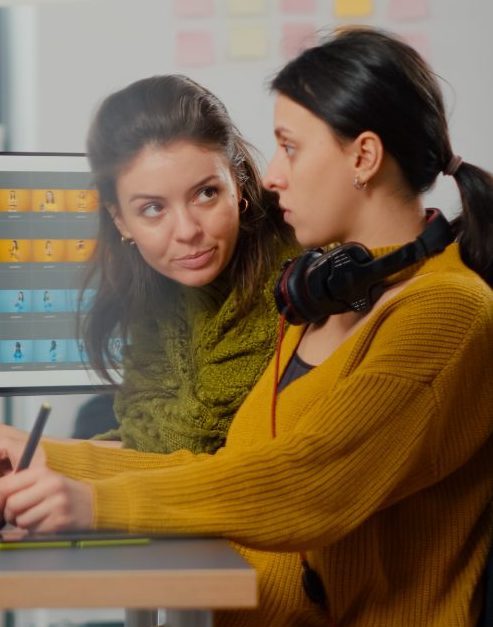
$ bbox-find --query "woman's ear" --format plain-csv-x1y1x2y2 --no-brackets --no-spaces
351,131,384,186
106,204,132,240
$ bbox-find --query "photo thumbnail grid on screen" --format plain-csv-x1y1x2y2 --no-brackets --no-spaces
0,154,120,391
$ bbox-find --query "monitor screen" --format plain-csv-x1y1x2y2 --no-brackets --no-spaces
0,153,118,394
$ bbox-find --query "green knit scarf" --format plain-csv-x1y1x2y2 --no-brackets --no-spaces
96,267,283,454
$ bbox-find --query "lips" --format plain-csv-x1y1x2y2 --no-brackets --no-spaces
280,206,293,223
174,247,216,269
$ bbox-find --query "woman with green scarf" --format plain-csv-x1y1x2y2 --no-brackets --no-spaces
85,74,296,455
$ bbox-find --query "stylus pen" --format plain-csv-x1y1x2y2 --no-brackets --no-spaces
16,402,52,471
0,402,52,529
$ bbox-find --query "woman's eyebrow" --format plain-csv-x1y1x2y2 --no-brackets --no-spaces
128,192,164,202
274,126,296,141
189,174,220,191
127,175,220,203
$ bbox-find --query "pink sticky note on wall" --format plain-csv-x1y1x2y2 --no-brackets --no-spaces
280,0,317,13
388,0,430,21
281,23,317,60
174,0,215,18
175,31,215,67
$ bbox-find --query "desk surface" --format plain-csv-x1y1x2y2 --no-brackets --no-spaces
0,537,256,610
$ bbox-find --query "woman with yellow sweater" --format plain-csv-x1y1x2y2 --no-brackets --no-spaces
1,28,492,627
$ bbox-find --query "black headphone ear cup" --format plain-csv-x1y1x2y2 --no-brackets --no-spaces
274,259,292,314
274,251,323,324
274,258,301,322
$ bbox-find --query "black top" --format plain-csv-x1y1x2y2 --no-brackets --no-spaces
277,352,314,393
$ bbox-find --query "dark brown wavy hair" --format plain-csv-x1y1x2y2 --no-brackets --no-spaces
81,75,295,382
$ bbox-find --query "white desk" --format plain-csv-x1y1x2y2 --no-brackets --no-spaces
0,537,257,627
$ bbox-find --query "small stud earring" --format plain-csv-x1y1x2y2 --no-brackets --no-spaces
121,235,135,246
353,176,367,191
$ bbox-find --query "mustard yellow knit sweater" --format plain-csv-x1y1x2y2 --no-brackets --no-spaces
44,244,493,627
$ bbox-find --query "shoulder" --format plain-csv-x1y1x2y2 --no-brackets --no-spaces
397,245,492,327
357,248,492,380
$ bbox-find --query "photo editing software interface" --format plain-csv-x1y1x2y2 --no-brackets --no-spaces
0,154,119,391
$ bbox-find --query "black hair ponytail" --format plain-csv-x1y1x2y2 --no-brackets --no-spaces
452,162,493,287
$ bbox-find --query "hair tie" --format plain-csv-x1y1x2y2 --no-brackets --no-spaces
443,155,463,176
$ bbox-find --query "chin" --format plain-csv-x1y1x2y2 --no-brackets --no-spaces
175,269,220,288
178,277,214,288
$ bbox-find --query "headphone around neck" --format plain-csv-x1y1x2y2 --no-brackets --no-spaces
274,209,454,325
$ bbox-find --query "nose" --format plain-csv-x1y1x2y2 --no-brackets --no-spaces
263,153,288,191
174,207,202,242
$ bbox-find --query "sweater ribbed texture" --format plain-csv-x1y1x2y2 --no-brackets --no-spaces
44,244,493,626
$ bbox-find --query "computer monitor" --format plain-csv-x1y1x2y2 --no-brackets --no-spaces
0,153,118,394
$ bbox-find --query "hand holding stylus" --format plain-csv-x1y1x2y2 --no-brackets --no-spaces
0,402,94,533
0,403,51,529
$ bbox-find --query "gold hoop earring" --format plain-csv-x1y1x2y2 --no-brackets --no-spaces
239,197,249,213
353,176,367,191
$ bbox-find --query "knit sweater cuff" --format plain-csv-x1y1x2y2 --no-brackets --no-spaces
91,476,133,531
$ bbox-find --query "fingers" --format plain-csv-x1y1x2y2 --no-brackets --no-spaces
0,435,32,474
4,469,62,530
10,497,65,533
0,467,42,526
0,449,14,477
0,435,46,475
0,425,27,441
0,468,94,533
0,439,21,476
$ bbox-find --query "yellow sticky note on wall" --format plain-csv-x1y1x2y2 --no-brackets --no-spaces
227,0,266,15
334,0,373,18
228,24,268,59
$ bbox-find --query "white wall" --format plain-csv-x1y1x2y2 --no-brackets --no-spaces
4,0,493,219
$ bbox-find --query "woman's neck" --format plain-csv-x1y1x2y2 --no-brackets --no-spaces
342,190,426,249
